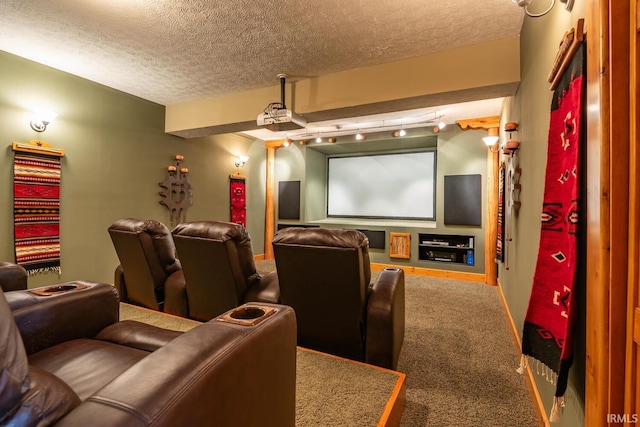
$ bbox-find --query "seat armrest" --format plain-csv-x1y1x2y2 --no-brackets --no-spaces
365,268,405,370
0,262,28,292
6,281,120,355
114,264,128,302
57,303,297,427
164,269,188,317
244,270,280,303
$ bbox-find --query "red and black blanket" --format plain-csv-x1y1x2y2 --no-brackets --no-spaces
520,42,585,421
13,152,62,275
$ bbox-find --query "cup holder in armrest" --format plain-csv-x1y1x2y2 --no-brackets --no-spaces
217,305,277,326
29,283,89,296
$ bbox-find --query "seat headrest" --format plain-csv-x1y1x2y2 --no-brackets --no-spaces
0,291,29,420
172,221,249,245
109,218,180,274
272,227,369,249
109,218,169,236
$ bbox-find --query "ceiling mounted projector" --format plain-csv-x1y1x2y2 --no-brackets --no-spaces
257,74,306,131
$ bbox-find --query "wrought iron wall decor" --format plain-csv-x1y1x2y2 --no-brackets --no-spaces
159,154,192,227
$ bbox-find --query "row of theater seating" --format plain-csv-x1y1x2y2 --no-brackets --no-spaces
108,219,279,322
108,218,406,370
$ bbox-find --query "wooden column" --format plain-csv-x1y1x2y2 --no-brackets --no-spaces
264,140,285,260
625,0,640,418
485,144,499,286
585,0,631,425
455,116,500,286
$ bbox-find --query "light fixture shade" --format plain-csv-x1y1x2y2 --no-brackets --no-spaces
483,136,500,146
30,108,58,132
483,127,499,146
234,155,249,168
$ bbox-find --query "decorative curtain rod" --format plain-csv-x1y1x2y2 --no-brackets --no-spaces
12,140,64,157
547,18,584,90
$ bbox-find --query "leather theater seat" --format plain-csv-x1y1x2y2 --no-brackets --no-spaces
1,281,296,426
272,227,405,370
108,218,186,314
171,220,280,322
0,262,28,291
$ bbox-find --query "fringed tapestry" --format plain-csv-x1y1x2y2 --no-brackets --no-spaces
518,42,585,422
13,153,61,275
230,175,246,227
496,162,505,263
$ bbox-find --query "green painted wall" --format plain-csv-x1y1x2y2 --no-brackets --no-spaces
0,51,266,288
273,127,488,273
499,5,586,426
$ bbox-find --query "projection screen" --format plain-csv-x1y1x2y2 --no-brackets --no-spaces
327,150,436,220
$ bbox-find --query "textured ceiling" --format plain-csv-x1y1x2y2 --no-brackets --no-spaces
0,0,524,107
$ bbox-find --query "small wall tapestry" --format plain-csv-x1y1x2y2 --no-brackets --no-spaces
230,173,246,227
495,162,505,263
159,155,192,227
13,150,62,275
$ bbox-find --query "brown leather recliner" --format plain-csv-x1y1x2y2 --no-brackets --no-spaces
108,218,186,313
0,262,27,291
1,281,296,427
272,227,405,370
171,220,280,322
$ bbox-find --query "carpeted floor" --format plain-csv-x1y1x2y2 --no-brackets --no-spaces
257,260,538,427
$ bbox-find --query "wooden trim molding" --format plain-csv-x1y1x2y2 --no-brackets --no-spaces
370,262,485,283
264,146,276,259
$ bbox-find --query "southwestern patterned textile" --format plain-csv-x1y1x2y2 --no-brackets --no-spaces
230,176,246,227
13,153,61,275
520,43,585,421
496,162,505,263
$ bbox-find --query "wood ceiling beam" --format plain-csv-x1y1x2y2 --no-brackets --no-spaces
455,116,500,131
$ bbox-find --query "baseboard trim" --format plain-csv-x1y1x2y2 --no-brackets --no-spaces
255,256,486,283
497,278,550,427
371,262,486,283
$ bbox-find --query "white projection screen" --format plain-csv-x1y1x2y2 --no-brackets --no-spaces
327,150,436,220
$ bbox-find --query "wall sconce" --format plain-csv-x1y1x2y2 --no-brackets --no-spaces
482,127,500,147
512,0,572,17
234,155,249,168
30,109,58,133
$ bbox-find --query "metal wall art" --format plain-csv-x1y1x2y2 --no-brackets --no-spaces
159,154,192,227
